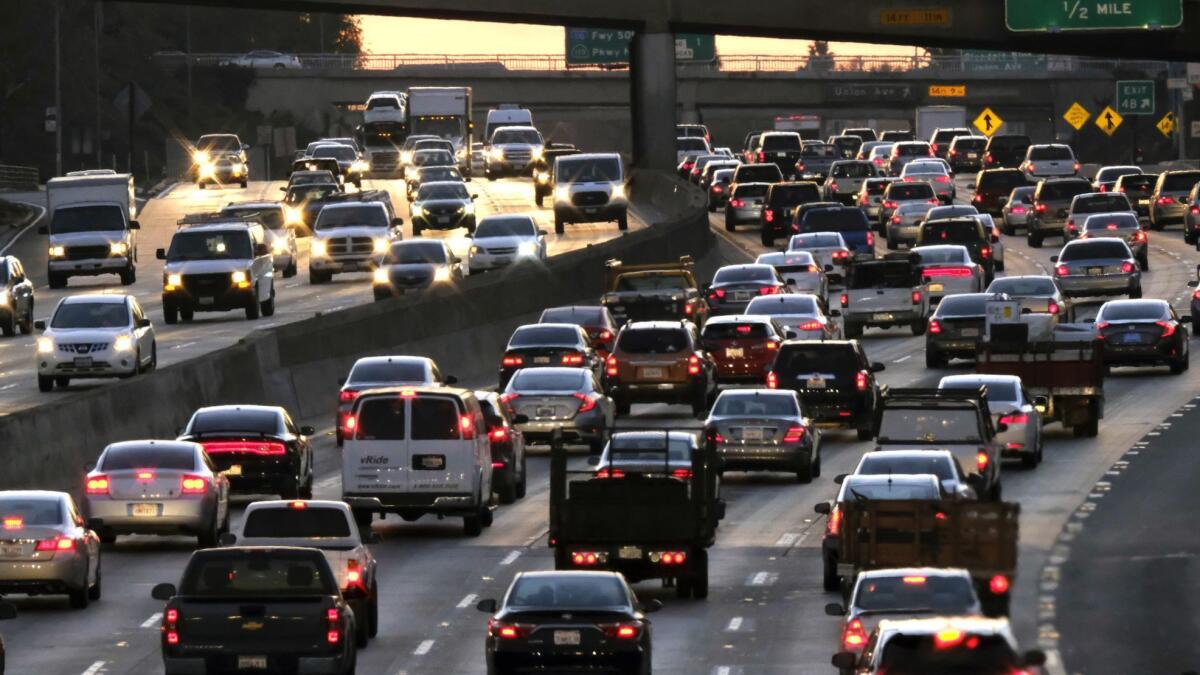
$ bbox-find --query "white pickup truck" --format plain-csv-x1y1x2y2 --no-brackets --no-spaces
841,253,930,338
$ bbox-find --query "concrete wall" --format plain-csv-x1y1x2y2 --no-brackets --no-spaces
0,171,710,492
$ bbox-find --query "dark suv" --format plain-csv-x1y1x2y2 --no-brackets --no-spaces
970,168,1028,215
760,182,822,246
766,340,885,440
983,134,1031,169
1026,178,1092,247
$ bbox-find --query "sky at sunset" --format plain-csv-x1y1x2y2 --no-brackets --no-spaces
357,16,916,57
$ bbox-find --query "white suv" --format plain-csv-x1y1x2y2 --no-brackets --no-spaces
35,294,156,392
552,153,629,235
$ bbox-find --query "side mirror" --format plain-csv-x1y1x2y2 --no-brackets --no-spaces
991,233,1000,243
471,195,479,200
824,264,834,272
1022,650,1047,667
279,186,287,192
1188,280,1198,288
829,309,841,318
834,474,848,485
443,375,459,385
218,532,237,546
137,317,152,329
586,456,601,466
242,143,250,151
151,583,177,601
1050,255,1059,263
824,602,845,616
38,225,48,235
1033,395,1048,413
255,243,269,256
1083,317,1095,324
300,425,316,436
832,653,858,670
997,197,1008,207
537,229,548,236
512,414,529,424
996,423,1008,433
785,329,798,339
640,599,664,614
813,501,832,515
391,217,404,226
129,220,141,230
156,248,167,260
475,598,497,613
34,319,46,331
871,362,886,373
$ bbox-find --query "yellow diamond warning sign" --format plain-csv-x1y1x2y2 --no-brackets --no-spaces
973,107,1003,137
1063,102,1091,131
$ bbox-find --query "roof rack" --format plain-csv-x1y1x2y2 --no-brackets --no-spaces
176,212,257,228
882,386,988,405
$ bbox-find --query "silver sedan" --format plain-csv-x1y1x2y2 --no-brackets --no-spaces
1001,186,1036,234
939,374,1043,468
744,293,841,340
0,490,101,608
787,232,851,281
468,214,547,273
912,244,984,304
887,202,933,248
755,251,828,298
900,161,956,203
84,440,231,546
704,389,821,482
502,367,615,452
1052,238,1142,299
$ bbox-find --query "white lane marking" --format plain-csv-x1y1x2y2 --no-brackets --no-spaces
726,616,743,631
715,667,732,675
456,593,478,609
747,571,777,586
81,662,106,675
0,203,46,255
141,612,163,628
170,341,197,350
413,639,435,655
774,532,798,547
0,383,16,391
500,550,521,566
893,354,911,363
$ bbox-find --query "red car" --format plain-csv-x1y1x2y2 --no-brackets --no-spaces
699,315,786,384
538,305,619,357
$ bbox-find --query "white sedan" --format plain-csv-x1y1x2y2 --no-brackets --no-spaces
755,251,828,299
744,293,841,340
468,214,547,273
220,50,302,69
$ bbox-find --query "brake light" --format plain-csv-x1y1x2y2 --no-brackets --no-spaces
882,200,897,209
980,246,991,259
783,426,806,443
1098,184,1108,192
757,151,766,163
343,415,357,436
972,193,983,204
911,290,922,304
1047,301,1060,315
688,354,702,376
86,475,110,495
670,469,693,480
574,392,597,413
935,628,965,649
1158,320,1177,337
35,536,75,552
489,619,528,640
949,149,958,157
842,618,867,649
1055,265,1069,277
600,622,642,639
729,198,745,208
561,352,585,366
489,426,510,443
501,354,524,367
499,392,520,405
136,470,156,483
712,184,724,193
709,288,726,301
840,293,849,306
856,370,869,391
1121,261,1135,274
1158,196,1175,205
903,576,928,585
1,517,21,530
345,559,365,590
163,607,180,646
989,574,1010,595
928,199,940,205
459,414,476,440
1073,162,1081,173
866,231,875,247
985,152,993,164
832,250,850,261
571,551,604,565
290,500,307,509
935,175,950,183
928,318,942,334
860,194,869,205
605,355,619,377
759,285,780,295
594,468,625,479
766,371,778,389
976,450,990,471
180,475,208,494
1035,203,1047,213
201,441,287,456
1192,206,1200,215
999,413,1028,425
826,505,842,536
1193,290,1200,301
891,215,901,224
923,267,972,278
1011,205,1026,214
795,162,806,173
829,182,839,192
339,389,360,403
798,321,822,331
326,607,341,645
765,209,775,223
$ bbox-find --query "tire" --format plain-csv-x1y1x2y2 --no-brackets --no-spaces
240,180,248,189
724,215,735,232
910,320,926,336
761,232,774,247
279,479,300,500
37,375,53,392
691,387,708,419
284,260,298,278
1139,254,1150,272
496,470,517,505
261,288,276,317
309,268,329,285
368,586,379,638
355,607,370,648
19,304,32,335
886,237,897,251
198,516,220,548
1021,449,1040,469
98,529,117,545
857,426,873,441
198,181,206,190
1192,315,1199,337
245,291,261,320
675,575,692,599
823,555,840,592
617,213,629,231
844,321,863,339
514,454,527,499
481,506,494,528
69,576,90,609
180,308,194,323
299,473,313,499
795,458,813,484
995,259,1005,272
412,224,422,237
926,346,946,368
1170,354,1187,374
1027,231,1043,248
1129,285,1142,299
463,514,483,537
163,305,178,325
47,272,67,289
588,432,607,455
119,266,136,286
88,558,102,601
554,215,565,235
535,193,544,208
1,313,14,337
690,550,709,599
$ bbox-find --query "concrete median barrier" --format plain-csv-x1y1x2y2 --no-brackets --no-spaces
0,171,712,492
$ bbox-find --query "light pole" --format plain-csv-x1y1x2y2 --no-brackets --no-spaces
54,0,63,176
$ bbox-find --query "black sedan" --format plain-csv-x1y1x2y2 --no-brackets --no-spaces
498,323,600,389
177,405,315,499
477,571,659,675
704,264,789,316
1095,299,1189,374
372,240,464,300
411,181,477,236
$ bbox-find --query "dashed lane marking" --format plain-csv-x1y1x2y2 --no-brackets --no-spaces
413,639,435,656
726,617,744,631
456,593,477,609
81,662,106,675
500,550,521,566
140,612,162,628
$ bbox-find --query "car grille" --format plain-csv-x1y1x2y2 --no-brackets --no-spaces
503,149,532,162
572,191,609,207
66,245,111,260
372,152,399,168
424,205,463,217
58,343,108,354
183,272,233,296
328,237,375,255
487,247,517,255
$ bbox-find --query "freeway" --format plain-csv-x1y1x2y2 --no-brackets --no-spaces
0,176,650,415
3,174,1198,674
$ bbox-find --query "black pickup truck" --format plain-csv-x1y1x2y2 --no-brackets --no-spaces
549,430,723,599
152,547,358,675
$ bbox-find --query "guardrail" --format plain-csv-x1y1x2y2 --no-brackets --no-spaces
0,164,39,190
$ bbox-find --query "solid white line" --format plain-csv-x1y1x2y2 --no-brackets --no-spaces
0,203,47,255
170,341,198,350
140,612,163,628
413,639,435,655
500,550,521,566
716,667,732,675
81,662,106,675
726,616,743,631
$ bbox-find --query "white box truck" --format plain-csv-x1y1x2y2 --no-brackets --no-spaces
406,86,473,177
915,106,967,143
40,174,139,288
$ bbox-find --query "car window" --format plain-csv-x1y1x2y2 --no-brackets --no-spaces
746,295,819,315
888,184,935,200
702,322,772,340
712,393,798,416
51,302,129,329
0,497,63,526
877,634,1020,674
732,184,770,199
773,346,858,376
935,294,989,316
859,455,953,481
315,206,388,229
736,165,784,183
768,184,821,205
1038,181,1091,201
677,138,710,151
410,397,463,440
557,158,622,183
354,397,406,440
100,446,196,471
507,576,628,609
492,128,543,145
617,329,688,354
800,209,869,233
190,410,280,435
986,277,1056,296
761,134,801,151
853,574,976,613
50,205,126,234
877,408,981,443
541,307,604,324
915,248,968,265
849,263,916,288
284,185,338,203
977,171,1027,190
1097,302,1168,322
615,273,690,292
941,379,1018,403
1162,172,1200,191
922,220,983,242
312,146,356,160
832,163,874,178
509,326,581,348
1060,241,1130,261
1082,214,1139,231
837,480,941,500
1029,146,1073,160
713,266,775,284
385,242,448,265
181,553,336,597
243,507,352,539
511,369,587,391
476,217,537,238
349,361,428,384
1074,195,1131,213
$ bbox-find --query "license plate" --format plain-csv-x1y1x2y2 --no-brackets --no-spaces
1122,333,1144,344
554,630,582,646
0,545,21,557
73,356,93,368
238,656,268,670
438,216,451,224
226,465,243,476
734,291,753,302
1138,199,1149,207
132,503,160,517
640,367,664,378
536,406,556,418
198,296,214,305
533,356,551,364
962,328,980,337
967,152,978,159
618,546,642,560
806,376,826,389
873,313,894,321
928,283,944,292
742,428,764,441
1088,267,1103,276
493,257,511,266
725,347,744,359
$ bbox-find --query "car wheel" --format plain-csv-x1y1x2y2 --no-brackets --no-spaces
68,574,90,609
299,473,314,499
495,470,517,505
761,231,774,247
462,514,483,537
240,180,248,189
180,308,194,323
355,607,370,648
690,549,709,599
37,375,53,392
1139,254,1150,271
795,459,813,484
98,528,117,545
910,320,926,336
88,557,102,601
554,215,565,235
1027,231,1043,248
245,291,261,320
1171,353,1187,374
857,426,873,442
515,454,527,499
823,554,840,592
368,585,379,638
1,313,14,337
691,388,708,419
279,479,300,500
19,303,33,335
615,397,631,416
926,346,946,368
843,321,863,339
198,516,220,548
535,193,544,208
119,266,136,286
309,268,328,285
284,259,298,278
1129,285,1142,299
47,272,67,289
261,287,276,317
163,305,178,325
617,213,629,231
724,215,736,232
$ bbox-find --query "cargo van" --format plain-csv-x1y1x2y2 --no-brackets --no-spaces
485,108,534,143
341,387,496,536
40,173,139,288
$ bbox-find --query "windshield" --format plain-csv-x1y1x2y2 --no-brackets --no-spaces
312,145,356,160
616,329,688,354
915,248,968,265
492,129,543,145
702,321,772,340
168,230,252,261
475,217,536,238
769,184,820,205
509,326,579,348
511,369,587,392
50,205,126,234
242,508,352,539
978,171,1027,190
889,184,935,200
832,163,874,178
101,446,195,471
189,409,279,435
366,96,400,109
849,263,916,289
417,184,469,201
877,408,982,443
737,165,784,183
197,136,240,153
746,295,819,315
854,574,976,613
1075,195,1131,213
541,307,603,324
922,220,982,243
417,168,462,183
51,301,128,329
677,138,710,151
348,360,428,384
558,158,622,183
756,252,816,270
800,209,869,233
608,436,691,462
761,134,801,151
1038,181,1090,201
773,346,858,376
316,206,388,229
1083,214,1139,231
1029,145,1073,160
222,207,284,230
615,273,689,292
1163,172,1200,191
0,497,62,526
284,185,338,204
838,480,940,500
1097,167,1140,182
1060,241,1130,261
181,552,336,597
507,576,627,609
792,233,844,249
712,393,798,416
385,242,446,264
413,150,454,166
942,379,1019,404
1097,301,1168,322
987,277,1055,296
859,455,954,482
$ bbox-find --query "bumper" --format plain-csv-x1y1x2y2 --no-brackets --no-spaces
727,207,762,223
413,213,474,231
517,417,604,444
927,337,983,358
0,555,88,594
997,428,1036,459
713,360,773,383
887,223,921,245
87,498,214,535
164,287,255,313
846,308,923,327
1152,204,1187,224
607,380,697,404
310,256,379,273
718,443,812,472
491,649,646,672
162,655,346,675
37,350,136,377
48,257,131,275
794,398,871,427
1103,340,1178,365
1057,275,1139,297
555,203,627,224
470,251,538,271
485,159,535,175
343,491,481,516
1004,213,1029,227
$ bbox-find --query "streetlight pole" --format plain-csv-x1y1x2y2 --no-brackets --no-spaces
54,0,63,176
95,0,103,167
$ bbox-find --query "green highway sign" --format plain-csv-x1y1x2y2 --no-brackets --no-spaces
566,29,716,66
1006,0,1183,32
1116,80,1156,115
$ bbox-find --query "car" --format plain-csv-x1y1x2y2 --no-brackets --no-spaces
925,292,992,367
84,440,231,545
0,255,34,337
591,430,712,486
539,305,619,356
725,182,770,231
499,323,600,389
796,143,839,181
886,202,933,249
787,232,852,281
844,128,878,143
1179,181,1200,244
828,135,863,161
219,201,298,278
476,571,657,675
840,255,930,337
177,405,315,499
687,154,727,184
372,239,465,299
553,153,629,234
707,168,736,211
834,616,1046,675
879,130,914,142
880,181,938,230
1020,143,1079,180
828,568,982,665
397,133,439,169
999,185,1036,234
603,320,717,417
824,160,877,206
982,133,1031,169
760,182,822,245
704,388,820,480
1064,191,1136,239
766,339,884,439
1149,169,1200,230
406,165,464,201
939,374,1044,468
477,391,528,503
1094,165,1143,193
912,244,984,304
745,293,841,340
220,49,301,68
699,159,739,192
898,161,954,203
796,206,876,257
502,366,614,451
0,490,101,608
816,475,943,591
855,177,894,222
1079,212,1148,270
755,251,829,298
970,168,1029,216
928,127,973,160
158,214,276,322
1026,177,1093,247
34,293,156,392
467,214,546,272
533,145,582,206
1115,172,1158,221
335,356,453,445
310,143,368,188
973,212,1005,272
190,133,248,188
1052,238,1142,299
752,131,804,178
850,450,977,499
1095,299,1189,374
485,125,545,179
280,181,341,234
947,135,987,173
732,161,785,188
887,141,933,176
309,199,403,283
700,315,787,385
675,135,712,166
986,275,1071,321
228,500,379,647
863,145,893,177
678,123,711,142
705,264,789,315
410,181,477,236
287,167,340,188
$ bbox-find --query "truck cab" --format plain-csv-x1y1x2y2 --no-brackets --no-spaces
406,86,473,177
484,108,533,143
308,198,403,284
42,173,139,288
601,256,708,326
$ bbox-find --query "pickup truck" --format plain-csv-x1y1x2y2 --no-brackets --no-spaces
224,500,379,648
152,546,358,675
549,430,723,599
601,256,709,326
752,132,804,179
841,254,929,338
795,142,838,181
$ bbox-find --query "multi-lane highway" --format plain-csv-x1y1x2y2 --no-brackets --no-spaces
4,169,1199,674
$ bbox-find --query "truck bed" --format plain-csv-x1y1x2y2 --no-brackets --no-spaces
976,340,1103,395
555,477,701,544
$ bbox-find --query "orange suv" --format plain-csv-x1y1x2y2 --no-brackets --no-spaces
602,321,717,418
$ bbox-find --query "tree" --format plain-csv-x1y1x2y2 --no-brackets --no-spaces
807,40,835,73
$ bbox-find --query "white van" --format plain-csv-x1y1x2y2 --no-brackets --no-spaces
41,173,139,288
341,387,495,536
485,108,533,143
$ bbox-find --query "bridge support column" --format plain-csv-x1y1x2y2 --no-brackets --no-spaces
630,32,677,172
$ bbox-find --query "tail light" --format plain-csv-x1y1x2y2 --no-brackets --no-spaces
35,536,76,552
1192,290,1200,301
729,198,745,208
891,215,901,224
1121,261,1135,274
855,370,869,391
180,475,208,495
759,285,780,295
935,175,951,183
489,619,530,640
923,267,972,278
840,293,849,306
928,319,942,334
1073,162,1081,173
561,352,585,366
600,622,642,639
1055,265,1069,277
795,162,806,173
1132,230,1147,243
903,176,915,183
882,200,897,209
343,415,357,437
842,618,867,649
597,329,614,343
1191,206,1200,215
999,413,1028,425
766,371,778,389
757,151,766,163
574,393,597,413
86,475,110,495
782,426,806,443
2,517,22,530
489,426,510,443
202,441,287,456
911,290,922,304
501,354,524,367
765,210,775,223
865,231,875,247
136,470,156,482
928,199,940,205
832,250,850,262
499,392,520,405
1035,203,1047,213
1158,196,1176,205
339,389,360,403
934,627,965,649
798,321,822,331
1028,163,1037,173
459,414,476,440
949,149,958,157
980,246,991,259
1158,320,1177,337
807,264,820,273
670,469,693,480
685,302,694,315
985,152,993,164
976,450,990,471
860,194,869,205
594,468,625,479
570,551,605,565
829,182,839,192
163,607,180,646
652,551,687,564
712,184,724,194
345,559,366,591
605,355,619,377
1098,184,1108,192
688,354,702,376
825,505,842,536
326,607,341,645
1066,223,1078,234
989,574,1010,595
1011,205,1026,214
1047,301,1060,315
709,288,727,301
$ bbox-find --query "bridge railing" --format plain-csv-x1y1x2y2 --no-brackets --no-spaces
0,165,39,191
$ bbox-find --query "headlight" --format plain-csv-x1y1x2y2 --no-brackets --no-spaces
555,186,571,201
113,335,133,352
352,160,369,172
272,238,288,253
231,162,244,174
518,241,539,257
530,147,544,160
48,245,65,257
165,273,182,290
372,267,390,284
611,184,627,199
373,238,390,254
199,162,215,177
401,151,413,163
489,147,505,161
285,207,302,224
110,242,128,256
469,245,481,256
231,270,251,288
464,203,475,215
0,290,8,305
37,337,54,354
193,150,208,163
536,171,550,184
311,239,327,256
433,267,452,282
